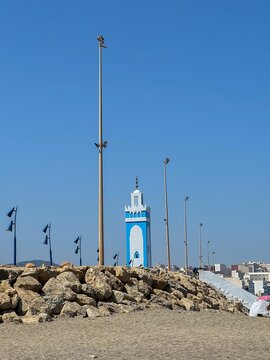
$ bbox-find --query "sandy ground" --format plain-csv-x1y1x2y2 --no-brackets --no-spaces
1,309,270,360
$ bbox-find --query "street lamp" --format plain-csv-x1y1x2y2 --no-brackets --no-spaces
184,196,189,275
43,223,52,266
212,251,215,270
163,157,171,271
96,35,107,266
207,240,210,270
199,223,203,268
6,206,18,265
113,252,119,266
74,235,82,266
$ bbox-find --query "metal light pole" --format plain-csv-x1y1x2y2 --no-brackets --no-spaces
96,35,107,266
184,196,189,275
6,206,18,265
163,157,171,271
199,223,203,268
74,235,82,266
43,223,52,266
207,240,210,270
212,251,215,270
113,252,119,266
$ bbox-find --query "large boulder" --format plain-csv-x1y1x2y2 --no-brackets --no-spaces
85,305,108,318
151,276,168,290
0,280,14,293
76,294,96,307
114,267,131,283
16,288,48,315
14,276,42,292
58,262,85,282
42,277,77,301
110,290,137,304
57,271,82,293
2,311,22,324
104,270,124,291
98,302,125,315
38,266,56,285
149,294,173,309
124,283,146,303
20,268,39,280
0,268,23,283
85,271,112,301
22,313,53,324
43,295,64,315
179,297,199,311
0,293,12,310
60,301,86,318
81,284,98,300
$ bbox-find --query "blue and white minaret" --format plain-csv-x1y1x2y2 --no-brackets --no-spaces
125,178,152,268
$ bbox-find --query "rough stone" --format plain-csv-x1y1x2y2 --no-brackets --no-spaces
105,270,125,291
179,297,200,311
76,294,97,307
0,293,12,310
43,295,64,315
38,266,56,285
57,271,82,293
81,284,98,300
60,301,86,318
85,271,113,301
20,267,39,280
124,283,146,303
25,263,36,268
151,276,168,290
14,276,42,292
42,277,77,301
16,288,48,315
22,313,53,324
149,294,173,309
98,302,125,314
85,305,104,318
114,267,131,283
5,287,17,297
0,280,13,293
2,311,22,324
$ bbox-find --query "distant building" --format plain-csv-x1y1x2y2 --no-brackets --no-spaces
248,280,269,296
125,179,151,268
214,263,231,277
244,272,270,295
237,262,260,273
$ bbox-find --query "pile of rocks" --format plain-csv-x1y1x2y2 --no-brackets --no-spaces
0,262,243,324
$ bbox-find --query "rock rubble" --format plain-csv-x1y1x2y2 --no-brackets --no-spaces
0,262,244,324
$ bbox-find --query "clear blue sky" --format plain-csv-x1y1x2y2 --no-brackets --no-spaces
0,0,269,267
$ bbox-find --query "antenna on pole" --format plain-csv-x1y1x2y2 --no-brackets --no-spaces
135,176,139,190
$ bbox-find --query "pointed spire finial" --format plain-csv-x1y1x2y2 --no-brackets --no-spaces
135,176,139,190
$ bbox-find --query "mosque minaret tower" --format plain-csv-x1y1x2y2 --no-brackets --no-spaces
125,178,152,267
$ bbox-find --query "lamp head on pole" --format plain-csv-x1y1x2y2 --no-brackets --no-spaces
43,235,49,245
164,158,170,165
43,224,49,233
185,196,189,201
7,207,15,218
7,221,13,232
199,223,203,228
97,35,106,48
74,236,80,244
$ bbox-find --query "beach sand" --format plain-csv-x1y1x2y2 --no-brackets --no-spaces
0,309,270,359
